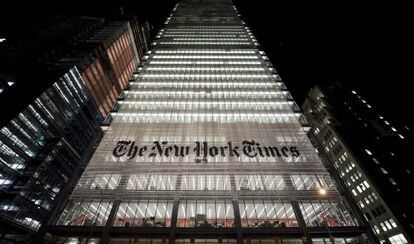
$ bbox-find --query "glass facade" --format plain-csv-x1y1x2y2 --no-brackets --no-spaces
51,0,369,242
0,67,102,231
85,21,140,118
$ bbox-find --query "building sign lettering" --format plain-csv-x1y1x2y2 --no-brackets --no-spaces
113,140,300,160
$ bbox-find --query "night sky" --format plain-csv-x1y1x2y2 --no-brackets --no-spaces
1,0,412,124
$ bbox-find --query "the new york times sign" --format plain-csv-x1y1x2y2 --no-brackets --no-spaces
113,140,300,161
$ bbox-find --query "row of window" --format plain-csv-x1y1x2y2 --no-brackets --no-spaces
58,237,366,244
308,94,407,243
146,67,266,71
113,113,301,125
119,100,292,106
77,173,334,191
140,75,274,80
0,68,102,231
154,50,256,54
158,42,251,45
0,68,99,175
118,102,295,113
161,33,248,37
125,91,289,100
164,27,245,30
148,61,262,65
165,38,249,41
373,218,398,233
131,82,281,89
57,200,356,228
151,55,259,59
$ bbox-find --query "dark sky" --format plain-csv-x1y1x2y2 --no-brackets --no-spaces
1,0,412,124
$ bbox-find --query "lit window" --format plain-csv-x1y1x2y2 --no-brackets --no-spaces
389,234,408,244
389,178,397,186
299,201,357,227
239,200,297,227
178,200,234,227
57,201,113,226
114,200,173,227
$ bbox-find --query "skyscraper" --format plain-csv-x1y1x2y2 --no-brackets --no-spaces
0,15,150,243
0,67,103,243
48,0,376,243
303,83,413,244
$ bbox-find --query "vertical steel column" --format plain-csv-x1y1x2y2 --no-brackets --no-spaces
232,200,244,244
100,200,120,244
168,199,180,244
291,201,313,244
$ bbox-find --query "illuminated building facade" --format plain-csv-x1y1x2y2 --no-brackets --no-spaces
81,21,141,118
48,0,376,243
303,84,413,244
0,15,149,243
0,67,103,242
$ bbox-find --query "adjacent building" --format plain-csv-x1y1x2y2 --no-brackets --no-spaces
0,14,150,242
47,0,376,243
0,66,103,243
78,21,141,118
303,83,413,244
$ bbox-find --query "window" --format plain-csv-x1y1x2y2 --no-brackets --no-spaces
114,200,173,227
291,174,333,190
389,178,397,186
181,174,230,190
127,174,177,191
239,200,297,227
312,238,357,244
177,200,234,228
389,234,408,244
299,201,357,227
0,173,12,188
235,175,264,190
365,149,372,155
57,201,113,226
244,239,302,244
77,174,121,190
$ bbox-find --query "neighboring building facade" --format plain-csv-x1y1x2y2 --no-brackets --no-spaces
59,19,148,118
47,0,376,243
303,83,413,244
0,67,103,242
0,15,150,242
85,21,140,118
122,15,151,58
